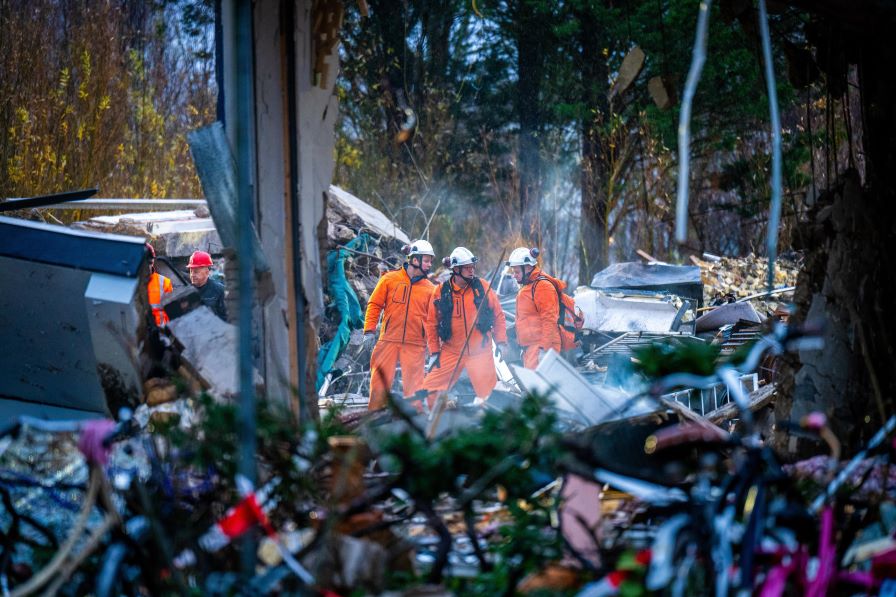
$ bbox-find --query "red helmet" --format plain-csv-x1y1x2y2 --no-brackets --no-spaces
187,251,214,269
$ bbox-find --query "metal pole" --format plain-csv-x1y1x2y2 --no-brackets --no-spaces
233,0,257,579
758,0,782,293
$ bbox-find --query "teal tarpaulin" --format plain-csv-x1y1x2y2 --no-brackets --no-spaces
316,234,370,391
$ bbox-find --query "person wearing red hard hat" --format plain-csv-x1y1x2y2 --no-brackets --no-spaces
188,250,227,321
146,242,174,326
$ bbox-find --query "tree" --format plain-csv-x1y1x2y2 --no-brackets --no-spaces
0,0,215,201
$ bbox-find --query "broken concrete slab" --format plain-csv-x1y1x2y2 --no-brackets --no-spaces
74,210,223,258
327,186,411,245
167,306,263,399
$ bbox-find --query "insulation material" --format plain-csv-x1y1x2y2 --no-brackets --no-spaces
575,288,681,333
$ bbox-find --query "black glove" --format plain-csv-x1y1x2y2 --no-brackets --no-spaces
426,352,441,373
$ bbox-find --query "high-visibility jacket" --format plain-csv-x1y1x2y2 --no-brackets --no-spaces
148,272,174,326
424,277,507,357
364,265,435,346
515,267,562,353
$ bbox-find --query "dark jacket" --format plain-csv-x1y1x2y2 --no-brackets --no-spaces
195,279,227,321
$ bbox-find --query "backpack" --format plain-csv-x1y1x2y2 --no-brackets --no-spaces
531,275,584,352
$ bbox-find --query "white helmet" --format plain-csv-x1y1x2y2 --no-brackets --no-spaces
447,246,478,268
507,247,540,267
405,239,435,257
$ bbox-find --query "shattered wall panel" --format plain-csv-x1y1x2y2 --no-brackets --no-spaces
253,0,293,402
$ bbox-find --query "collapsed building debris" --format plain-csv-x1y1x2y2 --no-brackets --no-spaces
692,252,800,313
511,350,654,427
317,187,413,405
72,207,222,260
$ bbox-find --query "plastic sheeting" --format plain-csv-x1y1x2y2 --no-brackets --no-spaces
591,262,704,307
316,234,369,390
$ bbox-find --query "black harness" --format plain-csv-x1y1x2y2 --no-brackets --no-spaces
434,276,495,342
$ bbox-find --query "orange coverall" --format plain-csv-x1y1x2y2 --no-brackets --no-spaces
148,272,174,326
364,266,435,410
515,268,563,369
422,277,507,404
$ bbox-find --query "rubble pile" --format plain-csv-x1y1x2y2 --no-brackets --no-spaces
318,187,414,402
693,253,801,312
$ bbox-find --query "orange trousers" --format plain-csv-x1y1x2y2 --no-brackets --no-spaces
369,340,426,410
522,345,544,369
422,349,497,406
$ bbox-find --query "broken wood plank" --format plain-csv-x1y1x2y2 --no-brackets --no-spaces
707,383,777,424
609,46,646,99
648,75,674,109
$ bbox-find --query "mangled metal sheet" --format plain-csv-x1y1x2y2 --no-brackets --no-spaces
575,288,682,333
0,216,146,418
662,373,758,416
327,186,410,245
695,300,761,332
591,262,703,307
511,350,654,426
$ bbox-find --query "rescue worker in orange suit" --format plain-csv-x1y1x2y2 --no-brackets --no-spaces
507,247,562,369
422,247,508,408
362,240,437,410
146,243,174,326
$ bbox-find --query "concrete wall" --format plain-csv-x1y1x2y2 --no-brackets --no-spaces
229,0,337,415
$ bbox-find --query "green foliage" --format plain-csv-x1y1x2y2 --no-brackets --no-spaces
0,0,215,200
632,339,722,378
336,0,817,270
375,393,567,593
377,394,563,502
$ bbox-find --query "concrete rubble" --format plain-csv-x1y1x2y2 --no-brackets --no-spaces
167,306,263,399
72,206,222,260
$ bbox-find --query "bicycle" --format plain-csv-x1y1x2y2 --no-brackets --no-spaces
567,322,825,596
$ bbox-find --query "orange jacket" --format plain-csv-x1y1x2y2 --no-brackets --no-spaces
425,277,507,356
364,266,435,346
148,272,174,326
515,268,562,352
